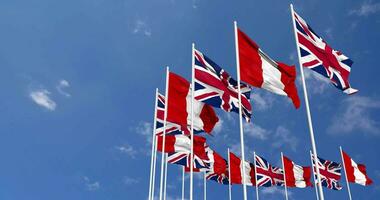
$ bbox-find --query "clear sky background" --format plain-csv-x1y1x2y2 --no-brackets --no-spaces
1,0,380,199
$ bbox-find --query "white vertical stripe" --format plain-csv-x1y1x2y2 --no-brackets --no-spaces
260,53,287,96
351,159,367,186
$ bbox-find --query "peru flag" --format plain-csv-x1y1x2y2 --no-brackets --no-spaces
167,72,219,135
237,28,300,108
229,152,256,186
342,150,373,186
156,134,208,160
283,155,312,188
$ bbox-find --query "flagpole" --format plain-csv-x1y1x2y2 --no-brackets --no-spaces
281,152,289,200
234,20,248,200
182,166,185,200
228,148,232,200
204,172,207,200
151,130,158,200
148,88,159,200
339,146,353,200
190,42,195,200
310,151,320,200
159,67,170,200
290,4,325,200
164,154,168,200
253,151,259,200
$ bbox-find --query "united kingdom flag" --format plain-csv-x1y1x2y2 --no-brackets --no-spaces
254,154,284,187
194,49,252,122
311,154,343,190
155,93,184,136
293,10,358,94
167,147,209,170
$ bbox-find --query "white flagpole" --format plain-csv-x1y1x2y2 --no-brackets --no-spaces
182,166,185,200
151,132,159,200
204,172,207,200
190,43,195,200
290,4,325,200
149,88,159,200
340,146,353,200
310,151,320,200
164,154,168,200
253,152,259,200
159,67,170,200
228,148,232,200
233,20,248,200
280,152,289,200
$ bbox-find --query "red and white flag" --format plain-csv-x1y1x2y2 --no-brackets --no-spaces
283,155,312,188
167,72,219,135
342,150,373,186
229,152,256,186
237,28,300,108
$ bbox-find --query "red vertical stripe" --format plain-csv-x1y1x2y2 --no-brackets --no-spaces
278,62,301,108
156,135,176,153
283,156,296,187
229,152,243,184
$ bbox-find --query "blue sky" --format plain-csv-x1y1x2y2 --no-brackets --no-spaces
1,0,380,199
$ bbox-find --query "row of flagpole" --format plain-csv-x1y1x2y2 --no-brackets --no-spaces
147,4,352,200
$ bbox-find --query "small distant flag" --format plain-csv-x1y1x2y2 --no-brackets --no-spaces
155,93,184,136
229,152,256,186
282,155,312,188
194,49,252,121
293,10,358,94
311,154,343,190
341,150,373,186
167,72,219,134
237,28,301,108
254,154,284,187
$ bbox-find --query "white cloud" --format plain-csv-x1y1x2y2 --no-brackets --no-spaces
83,176,100,191
123,176,139,185
136,121,153,144
132,19,152,37
261,187,292,198
56,79,71,97
244,122,270,140
350,1,380,16
29,89,57,111
272,126,298,152
250,92,275,111
300,69,330,94
213,119,223,135
115,144,137,158
324,28,333,39
328,96,380,135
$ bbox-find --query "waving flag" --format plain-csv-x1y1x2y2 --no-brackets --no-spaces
312,154,343,190
194,49,252,121
229,152,256,186
255,154,284,187
204,148,229,185
167,72,219,135
156,135,207,159
342,150,373,186
282,155,312,188
155,93,184,136
237,28,300,108
293,10,358,94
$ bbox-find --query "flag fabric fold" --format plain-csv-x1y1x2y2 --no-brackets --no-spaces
167,72,219,135
204,148,230,185
342,150,373,186
237,28,301,108
254,154,284,187
155,93,184,136
229,152,256,186
293,10,358,94
311,154,343,190
283,155,312,188
194,49,252,121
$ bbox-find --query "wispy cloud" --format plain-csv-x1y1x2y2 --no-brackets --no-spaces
250,92,275,111
213,118,224,135
261,187,292,198
56,79,71,97
244,122,270,140
29,89,57,111
136,121,153,144
328,96,380,135
123,176,139,185
350,1,380,16
115,144,137,158
272,126,298,152
83,176,100,191
132,19,152,37
300,69,331,94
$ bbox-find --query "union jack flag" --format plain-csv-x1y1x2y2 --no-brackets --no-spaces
293,10,358,94
167,147,209,170
205,169,229,185
255,154,284,187
204,147,229,185
155,93,184,136
194,49,252,121
311,154,343,190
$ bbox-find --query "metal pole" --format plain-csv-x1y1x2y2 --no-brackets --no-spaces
159,67,170,200
204,172,207,200
289,4,324,200
190,43,195,200
163,154,168,200
281,152,289,200
310,151,320,200
253,152,259,200
149,88,159,200
340,146,353,200
182,166,185,200
228,148,232,200
233,20,248,200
